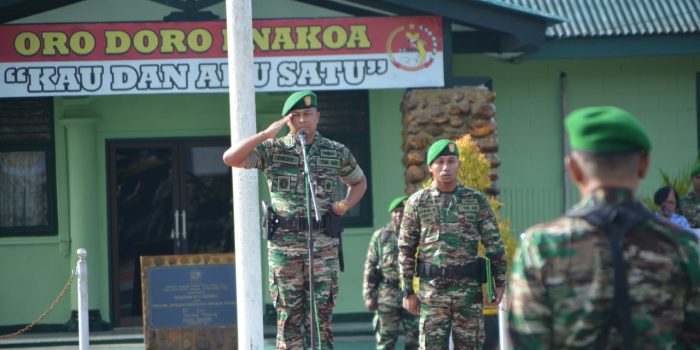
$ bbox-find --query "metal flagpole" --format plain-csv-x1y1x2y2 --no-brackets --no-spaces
225,0,263,348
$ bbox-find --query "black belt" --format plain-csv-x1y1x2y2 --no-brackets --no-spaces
276,216,325,231
417,259,486,282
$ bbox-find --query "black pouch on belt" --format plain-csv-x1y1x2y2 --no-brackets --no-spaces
261,201,278,240
322,211,344,238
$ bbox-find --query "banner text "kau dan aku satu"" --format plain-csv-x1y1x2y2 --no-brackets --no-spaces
3,59,388,93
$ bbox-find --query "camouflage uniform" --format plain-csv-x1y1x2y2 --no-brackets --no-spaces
508,188,700,349
244,131,363,349
364,222,419,350
680,189,700,228
398,184,506,350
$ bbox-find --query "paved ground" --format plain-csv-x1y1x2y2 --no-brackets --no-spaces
0,316,500,349
0,335,398,350
0,323,389,349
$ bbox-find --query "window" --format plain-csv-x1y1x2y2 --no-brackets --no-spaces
316,90,373,227
0,98,57,236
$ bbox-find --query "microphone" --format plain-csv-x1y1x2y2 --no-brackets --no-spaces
297,131,307,145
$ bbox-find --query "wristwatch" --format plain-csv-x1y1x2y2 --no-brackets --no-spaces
402,288,414,297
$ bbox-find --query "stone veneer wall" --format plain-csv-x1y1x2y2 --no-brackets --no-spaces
400,86,500,196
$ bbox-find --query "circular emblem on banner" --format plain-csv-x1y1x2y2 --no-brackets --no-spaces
386,23,438,72
304,96,312,106
189,269,202,282
448,143,456,152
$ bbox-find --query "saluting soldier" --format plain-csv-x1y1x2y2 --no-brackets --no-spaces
398,139,507,350
508,106,700,348
680,163,700,228
223,90,367,349
364,195,419,350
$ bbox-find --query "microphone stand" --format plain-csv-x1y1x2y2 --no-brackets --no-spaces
298,131,322,349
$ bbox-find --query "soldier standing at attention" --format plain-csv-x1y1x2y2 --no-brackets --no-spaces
364,195,419,350
398,139,507,350
508,106,700,348
223,90,367,349
680,163,700,228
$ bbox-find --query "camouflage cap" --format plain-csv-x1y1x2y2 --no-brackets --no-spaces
387,195,408,213
565,106,651,153
691,162,700,177
427,139,459,165
281,90,317,116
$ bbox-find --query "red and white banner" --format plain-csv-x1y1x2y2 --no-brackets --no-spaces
0,17,443,97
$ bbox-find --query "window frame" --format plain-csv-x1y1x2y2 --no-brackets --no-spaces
696,72,700,152
316,90,373,228
0,98,57,236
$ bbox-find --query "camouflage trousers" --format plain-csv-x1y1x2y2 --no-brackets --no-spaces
268,240,339,350
418,278,484,350
373,303,419,350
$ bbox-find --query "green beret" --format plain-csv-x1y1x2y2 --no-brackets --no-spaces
282,90,317,116
565,106,651,153
691,162,700,178
387,195,408,213
426,139,459,165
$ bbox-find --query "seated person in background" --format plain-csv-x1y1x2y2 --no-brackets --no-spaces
653,186,691,229
680,164,700,228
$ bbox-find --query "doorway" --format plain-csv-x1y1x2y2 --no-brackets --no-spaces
107,137,233,326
